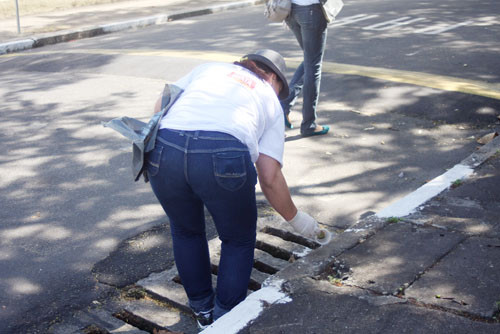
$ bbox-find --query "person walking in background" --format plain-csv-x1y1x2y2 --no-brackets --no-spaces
281,0,344,137
147,50,323,330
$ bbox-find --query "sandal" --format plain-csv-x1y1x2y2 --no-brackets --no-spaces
301,125,330,137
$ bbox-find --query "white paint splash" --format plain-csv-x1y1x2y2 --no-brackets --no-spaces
376,164,473,218
200,279,291,334
293,247,312,258
344,228,367,233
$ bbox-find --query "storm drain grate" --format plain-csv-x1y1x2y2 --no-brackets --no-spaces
136,215,317,300
55,216,322,334
120,215,320,332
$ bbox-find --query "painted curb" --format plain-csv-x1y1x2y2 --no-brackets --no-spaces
0,38,34,54
200,279,291,334
0,0,264,55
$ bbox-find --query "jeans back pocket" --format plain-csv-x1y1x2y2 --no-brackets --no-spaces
213,151,247,191
146,145,163,177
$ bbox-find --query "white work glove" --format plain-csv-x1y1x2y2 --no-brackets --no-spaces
287,211,320,239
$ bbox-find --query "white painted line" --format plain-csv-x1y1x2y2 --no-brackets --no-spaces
200,279,291,334
363,17,426,31
415,20,473,34
329,14,379,27
376,164,474,218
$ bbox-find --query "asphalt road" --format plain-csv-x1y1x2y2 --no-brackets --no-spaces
0,0,499,332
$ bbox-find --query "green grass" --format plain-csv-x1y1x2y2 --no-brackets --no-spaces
451,179,463,189
386,217,401,224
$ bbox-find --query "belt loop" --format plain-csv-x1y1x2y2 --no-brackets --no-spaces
179,130,185,136
194,130,199,140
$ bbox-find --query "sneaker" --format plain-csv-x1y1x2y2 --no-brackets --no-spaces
194,309,213,331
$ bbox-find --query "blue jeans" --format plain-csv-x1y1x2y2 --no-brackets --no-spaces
282,4,328,134
146,129,258,320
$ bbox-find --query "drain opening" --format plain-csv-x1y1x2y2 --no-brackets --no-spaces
114,309,173,333
255,240,292,261
172,275,182,285
247,278,262,291
172,266,263,291
253,260,279,275
261,226,320,249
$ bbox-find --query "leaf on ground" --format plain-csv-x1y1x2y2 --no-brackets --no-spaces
477,132,498,145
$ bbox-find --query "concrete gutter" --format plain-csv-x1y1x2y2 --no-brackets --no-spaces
0,0,264,55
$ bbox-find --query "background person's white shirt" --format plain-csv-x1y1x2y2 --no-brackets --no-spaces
159,62,285,166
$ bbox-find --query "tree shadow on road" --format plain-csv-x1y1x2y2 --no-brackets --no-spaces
1,3,500,332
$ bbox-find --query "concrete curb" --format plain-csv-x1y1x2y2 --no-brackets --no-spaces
0,0,264,55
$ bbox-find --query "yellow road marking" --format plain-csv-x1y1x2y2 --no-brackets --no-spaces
3,49,500,100
320,61,500,101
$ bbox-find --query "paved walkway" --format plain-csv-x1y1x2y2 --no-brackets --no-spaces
0,0,264,53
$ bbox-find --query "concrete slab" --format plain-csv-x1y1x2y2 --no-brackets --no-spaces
119,297,195,333
49,307,148,334
415,196,500,228
410,215,500,238
241,278,500,334
254,248,290,272
136,267,190,312
405,236,500,318
338,222,465,295
431,196,491,218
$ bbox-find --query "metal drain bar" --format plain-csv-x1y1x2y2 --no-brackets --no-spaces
50,216,321,334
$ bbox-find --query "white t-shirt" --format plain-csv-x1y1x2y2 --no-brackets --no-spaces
159,62,285,166
292,0,320,5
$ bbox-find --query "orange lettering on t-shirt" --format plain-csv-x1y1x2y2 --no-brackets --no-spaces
228,72,256,89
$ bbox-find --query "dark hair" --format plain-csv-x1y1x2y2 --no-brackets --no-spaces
234,59,274,82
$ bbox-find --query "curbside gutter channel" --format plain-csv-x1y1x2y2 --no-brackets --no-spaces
0,0,264,55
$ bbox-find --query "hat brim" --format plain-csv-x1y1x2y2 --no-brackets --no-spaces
245,54,289,100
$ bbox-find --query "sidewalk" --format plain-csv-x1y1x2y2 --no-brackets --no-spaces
0,0,264,54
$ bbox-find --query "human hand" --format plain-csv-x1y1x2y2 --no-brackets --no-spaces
287,211,320,239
